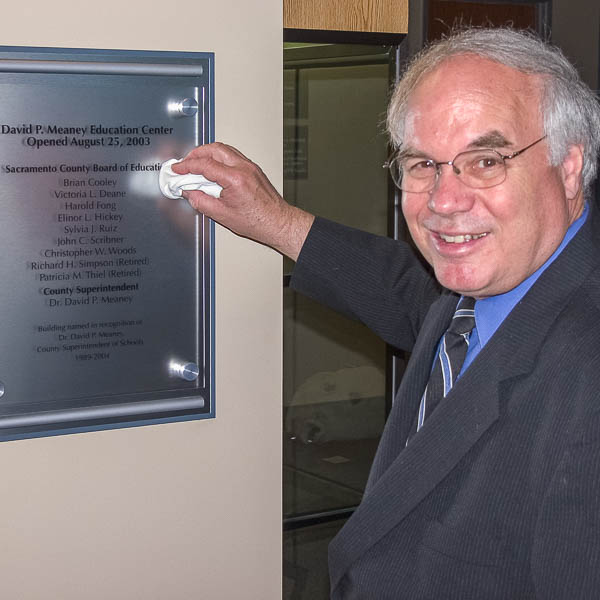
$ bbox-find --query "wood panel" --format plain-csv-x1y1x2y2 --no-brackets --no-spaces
284,0,408,34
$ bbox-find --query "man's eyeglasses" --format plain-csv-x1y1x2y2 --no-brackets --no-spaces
384,136,547,193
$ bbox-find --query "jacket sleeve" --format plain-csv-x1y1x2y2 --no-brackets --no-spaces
290,217,441,352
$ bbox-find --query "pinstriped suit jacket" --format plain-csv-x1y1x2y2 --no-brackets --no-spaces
291,207,600,599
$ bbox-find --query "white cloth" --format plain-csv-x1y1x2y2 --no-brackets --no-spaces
159,158,223,200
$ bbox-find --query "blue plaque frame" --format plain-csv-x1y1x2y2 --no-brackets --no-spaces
0,46,216,441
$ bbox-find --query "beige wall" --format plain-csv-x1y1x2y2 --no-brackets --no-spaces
0,2,282,599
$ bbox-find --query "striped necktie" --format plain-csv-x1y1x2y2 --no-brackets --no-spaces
415,296,476,433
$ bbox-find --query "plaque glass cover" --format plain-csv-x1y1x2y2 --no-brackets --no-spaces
0,48,215,439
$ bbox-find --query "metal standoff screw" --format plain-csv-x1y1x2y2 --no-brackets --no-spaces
0,381,4,398
167,98,198,118
170,361,200,381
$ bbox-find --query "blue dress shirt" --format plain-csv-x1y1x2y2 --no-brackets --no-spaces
461,203,589,374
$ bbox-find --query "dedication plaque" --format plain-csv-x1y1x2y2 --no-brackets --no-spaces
0,47,215,439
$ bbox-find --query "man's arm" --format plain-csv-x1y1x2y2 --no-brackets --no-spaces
172,142,314,261
173,142,440,350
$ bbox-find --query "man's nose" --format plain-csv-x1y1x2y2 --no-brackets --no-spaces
427,164,475,214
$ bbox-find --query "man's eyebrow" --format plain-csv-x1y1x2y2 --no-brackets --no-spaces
397,131,513,158
469,131,513,148
396,146,426,160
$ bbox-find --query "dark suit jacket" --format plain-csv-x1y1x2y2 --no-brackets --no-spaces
290,207,600,599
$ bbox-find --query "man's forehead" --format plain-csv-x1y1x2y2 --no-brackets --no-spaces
401,56,542,151
407,55,542,109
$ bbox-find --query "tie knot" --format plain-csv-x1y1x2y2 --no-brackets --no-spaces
449,296,476,335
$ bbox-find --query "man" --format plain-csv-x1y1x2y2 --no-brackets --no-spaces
173,28,600,598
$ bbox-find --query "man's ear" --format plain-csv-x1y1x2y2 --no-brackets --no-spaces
560,143,584,200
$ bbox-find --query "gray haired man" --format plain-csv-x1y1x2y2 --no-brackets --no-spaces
174,28,600,599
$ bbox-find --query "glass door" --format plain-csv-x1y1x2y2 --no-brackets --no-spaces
282,41,402,599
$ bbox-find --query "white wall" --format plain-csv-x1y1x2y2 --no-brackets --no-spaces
0,2,282,598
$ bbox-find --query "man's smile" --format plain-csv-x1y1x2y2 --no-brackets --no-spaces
437,231,489,243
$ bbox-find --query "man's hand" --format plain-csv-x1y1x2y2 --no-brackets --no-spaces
172,142,314,261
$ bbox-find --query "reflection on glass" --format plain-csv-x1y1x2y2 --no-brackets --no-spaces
283,44,392,521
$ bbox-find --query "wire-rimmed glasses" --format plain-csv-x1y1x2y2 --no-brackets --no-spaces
384,136,547,193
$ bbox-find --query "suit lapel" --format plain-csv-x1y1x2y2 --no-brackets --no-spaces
331,207,600,591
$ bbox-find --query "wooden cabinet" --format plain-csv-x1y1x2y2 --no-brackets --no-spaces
284,0,408,34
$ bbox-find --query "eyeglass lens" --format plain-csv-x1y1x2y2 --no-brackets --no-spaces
394,149,506,193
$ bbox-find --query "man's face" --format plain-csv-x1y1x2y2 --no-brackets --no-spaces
400,56,584,298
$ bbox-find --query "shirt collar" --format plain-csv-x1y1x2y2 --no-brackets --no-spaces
474,202,589,349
